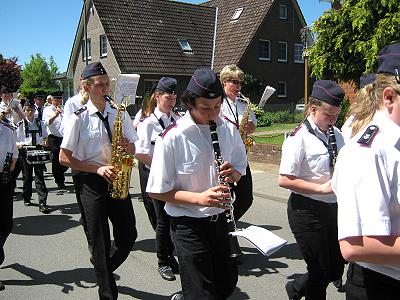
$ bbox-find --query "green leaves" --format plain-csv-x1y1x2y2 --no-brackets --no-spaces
308,0,400,86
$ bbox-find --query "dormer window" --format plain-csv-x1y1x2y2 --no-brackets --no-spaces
179,39,193,54
231,7,244,21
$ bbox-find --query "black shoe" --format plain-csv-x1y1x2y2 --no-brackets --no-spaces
24,200,31,206
158,266,176,281
170,291,183,300
39,204,50,214
285,281,301,300
0,280,4,291
333,279,345,293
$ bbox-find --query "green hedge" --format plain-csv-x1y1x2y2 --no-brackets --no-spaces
256,110,303,127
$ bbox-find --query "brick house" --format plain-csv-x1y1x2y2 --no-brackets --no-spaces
62,0,306,112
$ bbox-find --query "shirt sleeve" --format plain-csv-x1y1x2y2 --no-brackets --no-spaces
60,115,80,152
231,127,247,175
122,111,138,144
146,134,177,194
136,120,154,155
279,134,305,177
249,110,257,126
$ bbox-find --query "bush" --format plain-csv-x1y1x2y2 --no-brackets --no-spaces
256,110,299,125
257,114,272,127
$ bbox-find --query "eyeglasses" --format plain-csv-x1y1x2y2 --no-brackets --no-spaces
229,79,244,85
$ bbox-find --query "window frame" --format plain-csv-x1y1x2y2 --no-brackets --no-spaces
231,7,244,22
178,39,193,54
277,81,287,98
258,39,271,61
277,41,288,63
294,43,304,63
279,4,288,20
100,34,108,58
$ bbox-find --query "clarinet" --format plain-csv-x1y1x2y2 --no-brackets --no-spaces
209,121,237,231
328,126,338,169
1,152,13,185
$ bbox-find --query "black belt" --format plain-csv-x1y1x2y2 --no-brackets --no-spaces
172,212,226,223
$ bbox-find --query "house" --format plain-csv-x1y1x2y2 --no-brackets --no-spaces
63,0,307,112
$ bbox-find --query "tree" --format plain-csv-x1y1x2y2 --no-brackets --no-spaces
0,54,22,91
307,0,400,85
20,53,59,97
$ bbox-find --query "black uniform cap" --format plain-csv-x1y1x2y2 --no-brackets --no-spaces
359,74,376,88
151,77,177,95
81,62,107,80
310,80,344,107
33,91,47,99
186,68,223,99
50,91,64,99
377,43,400,83
0,86,14,94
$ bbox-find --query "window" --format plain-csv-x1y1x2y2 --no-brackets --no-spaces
278,41,287,62
294,43,304,63
82,38,92,61
144,79,159,96
179,39,193,54
100,35,108,57
259,40,271,61
277,81,287,98
279,5,287,19
231,7,244,21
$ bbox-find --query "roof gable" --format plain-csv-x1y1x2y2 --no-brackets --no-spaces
92,0,217,74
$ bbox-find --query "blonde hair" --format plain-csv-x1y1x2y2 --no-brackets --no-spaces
350,73,400,136
142,90,167,116
220,65,245,82
80,78,92,105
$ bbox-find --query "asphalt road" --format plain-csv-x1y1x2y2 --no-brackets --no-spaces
1,164,345,300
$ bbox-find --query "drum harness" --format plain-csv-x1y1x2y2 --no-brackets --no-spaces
23,118,42,146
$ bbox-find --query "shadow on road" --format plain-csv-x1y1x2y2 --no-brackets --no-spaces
118,286,171,299
132,238,156,253
1,263,99,294
12,215,80,236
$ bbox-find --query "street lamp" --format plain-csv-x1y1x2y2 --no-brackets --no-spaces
300,26,315,106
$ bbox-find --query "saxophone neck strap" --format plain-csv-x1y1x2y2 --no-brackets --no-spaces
96,111,112,144
225,97,239,126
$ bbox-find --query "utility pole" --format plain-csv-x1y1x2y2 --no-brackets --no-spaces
300,27,314,106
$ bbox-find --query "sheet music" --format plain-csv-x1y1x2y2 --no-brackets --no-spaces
230,225,287,256
114,74,140,104
259,85,276,108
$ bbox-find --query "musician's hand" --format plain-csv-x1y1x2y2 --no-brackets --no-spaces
245,121,256,134
197,185,231,209
16,142,23,149
10,161,16,172
55,108,63,116
97,165,117,184
120,137,130,152
319,180,333,194
219,161,242,183
42,140,48,148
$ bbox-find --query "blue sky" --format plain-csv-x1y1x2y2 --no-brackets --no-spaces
0,0,331,72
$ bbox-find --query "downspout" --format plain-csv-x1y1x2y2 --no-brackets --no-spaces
83,0,88,66
211,7,218,70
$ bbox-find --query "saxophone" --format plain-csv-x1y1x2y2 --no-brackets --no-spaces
109,96,136,199
237,92,255,152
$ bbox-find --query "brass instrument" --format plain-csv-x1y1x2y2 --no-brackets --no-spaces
109,95,136,199
237,92,255,152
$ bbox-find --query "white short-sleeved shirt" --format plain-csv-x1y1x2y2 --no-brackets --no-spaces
0,99,23,124
60,93,83,135
146,113,247,218
135,107,181,168
332,111,400,280
0,121,18,172
61,100,138,166
132,108,142,128
43,105,63,137
220,96,257,128
16,118,48,146
279,117,344,203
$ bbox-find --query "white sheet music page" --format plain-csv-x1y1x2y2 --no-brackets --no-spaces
230,225,287,256
258,85,276,108
114,74,140,105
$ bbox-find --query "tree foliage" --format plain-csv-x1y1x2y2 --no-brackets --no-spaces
0,54,22,91
20,53,59,96
307,0,400,85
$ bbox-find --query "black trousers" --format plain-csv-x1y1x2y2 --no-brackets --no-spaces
74,172,137,300
232,164,253,221
138,162,157,231
287,193,345,300
170,214,237,300
19,150,48,204
345,262,400,300
0,175,14,265
48,135,68,185
152,199,175,267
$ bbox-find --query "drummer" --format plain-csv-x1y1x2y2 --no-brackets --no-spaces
16,99,50,213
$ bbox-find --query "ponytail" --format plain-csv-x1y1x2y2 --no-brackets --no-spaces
80,78,92,105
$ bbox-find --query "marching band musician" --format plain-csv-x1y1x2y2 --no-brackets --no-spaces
278,80,346,300
0,86,25,124
33,91,47,121
220,65,256,222
59,62,138,300
16,99,49,213
332,43,400,299
0,111,18,291
43,91,68,189
135,77,180,281
147,68,247,300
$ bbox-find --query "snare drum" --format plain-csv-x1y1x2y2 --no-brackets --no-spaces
26,150,53,165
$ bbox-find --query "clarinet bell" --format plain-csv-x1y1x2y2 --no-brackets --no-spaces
229,235,243,258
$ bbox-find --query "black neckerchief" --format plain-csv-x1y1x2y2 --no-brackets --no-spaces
95,112,112,144
153,112,174,130
225,97,239,126
303,119,336,168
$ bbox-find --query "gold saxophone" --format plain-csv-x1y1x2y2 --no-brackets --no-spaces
237,92,255,152
109,96,136,199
